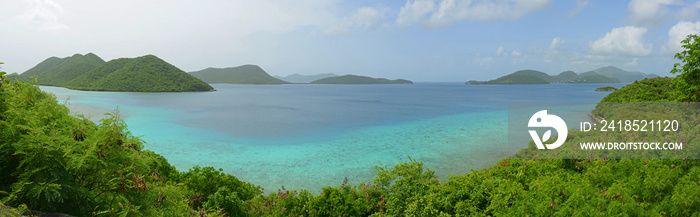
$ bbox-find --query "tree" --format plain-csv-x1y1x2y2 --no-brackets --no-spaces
671,34,700,101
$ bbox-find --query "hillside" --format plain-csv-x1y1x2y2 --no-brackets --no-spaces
467,68,623,84
310,74,413,84
274,73,337,83
189,65,289,84
15,54,213,92
20,53,105,86
511,70,555,82
569,71,621,83
466,73,549,84
67,55,214,92
584,66,655,82
554,70,578,82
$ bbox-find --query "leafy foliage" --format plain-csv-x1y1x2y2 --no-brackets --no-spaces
671,34,700,101
0,78,251,216
203,187,246,216
170,166,262,210
598,77,675,103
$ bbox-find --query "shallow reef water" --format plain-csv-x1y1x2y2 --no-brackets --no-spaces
41,82,621,194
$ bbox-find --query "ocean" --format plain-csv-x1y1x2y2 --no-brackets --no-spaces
40,82,623,194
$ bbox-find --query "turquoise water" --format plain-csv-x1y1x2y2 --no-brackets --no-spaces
40,83,622,194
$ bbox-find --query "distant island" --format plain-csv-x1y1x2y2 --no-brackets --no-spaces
189,65,289,84
595,86,618,91
274,73,337,83
11,53,214,92
310,74,413,84
466,66,658,85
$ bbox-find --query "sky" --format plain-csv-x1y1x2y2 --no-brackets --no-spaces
1,0,700,82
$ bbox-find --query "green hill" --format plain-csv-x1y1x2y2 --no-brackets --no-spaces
554,70,578,82
274,73,337,83
466,73,549,84
584,66,651,82
310,74,413,84
16,54,213,92
569,71,620,83
21,53,105,86
189,65,289,84
468,68,622,84
511,70,554,82
67,55,214,92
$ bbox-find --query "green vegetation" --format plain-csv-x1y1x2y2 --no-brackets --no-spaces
274,73,338,83
466,67,645,84
554,70,578,82
18,53,106,86
671,34,700,101
585,66,657,82
594,86,617,91
597,77,675,102
13,54,214,92
570,71,621,83
467,71,550,84
189,65,289,84
3,34,700,216
0,73,255,216
310,74,413,84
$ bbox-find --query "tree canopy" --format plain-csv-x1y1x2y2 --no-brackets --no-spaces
14,54,213,92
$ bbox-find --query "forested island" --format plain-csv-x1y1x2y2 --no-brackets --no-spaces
10,53,214,92
466,66,658,85
274,73,337,83
1,34,700,216
189,65,289,84
310,74,413,84
595,86,618,91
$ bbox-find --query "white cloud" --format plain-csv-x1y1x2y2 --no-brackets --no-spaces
589,26,652,56
549,37,564,50
12,0,68,32
665,21,700,53
544,37,565,62
325,6,390,34
511,50,522,57
496,46,505,56
397,0,437,27
567,0,589,18
625,58,639,67
490,46,527,64
396,0,551,27
628,0,680,28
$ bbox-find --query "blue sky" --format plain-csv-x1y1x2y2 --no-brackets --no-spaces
1,0,700,82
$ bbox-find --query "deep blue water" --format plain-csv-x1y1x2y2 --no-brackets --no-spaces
40,82,623,193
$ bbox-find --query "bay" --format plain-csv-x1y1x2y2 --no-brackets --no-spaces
40,82,622,194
